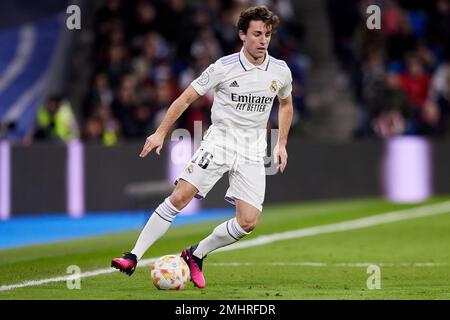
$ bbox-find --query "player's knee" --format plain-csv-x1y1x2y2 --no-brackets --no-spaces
242,221,257,233
237,217,258,233
169,191,190,210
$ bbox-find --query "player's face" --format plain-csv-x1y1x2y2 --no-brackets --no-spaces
240,20,272,62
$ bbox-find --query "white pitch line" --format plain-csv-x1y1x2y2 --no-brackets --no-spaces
1,200,450,291
208,262,447,267
0,257,160,292
214,200,450,253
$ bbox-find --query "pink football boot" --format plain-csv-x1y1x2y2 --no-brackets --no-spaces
181,244,206,288
111,252,138,276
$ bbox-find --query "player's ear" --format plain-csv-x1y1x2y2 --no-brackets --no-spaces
238,30,246,42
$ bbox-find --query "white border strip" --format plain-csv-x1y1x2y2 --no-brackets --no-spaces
67,139,84,218
0,141,11,220
1,200,450,291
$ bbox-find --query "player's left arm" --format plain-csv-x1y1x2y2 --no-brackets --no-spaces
274,94,293,173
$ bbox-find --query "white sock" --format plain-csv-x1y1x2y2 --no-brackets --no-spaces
131,198,180,260
193,217,249,259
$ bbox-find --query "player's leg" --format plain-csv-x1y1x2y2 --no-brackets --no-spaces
182,199,260,288
130,179,198,258
183,158,265,288
194,198,260,256
113,143,228,276
193,158,265,259
235,198,261,232
111,180,197,275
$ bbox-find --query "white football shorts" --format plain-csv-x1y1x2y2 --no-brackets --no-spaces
176,140,266,212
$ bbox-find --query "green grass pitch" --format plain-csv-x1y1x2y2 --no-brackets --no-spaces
1,196,450,300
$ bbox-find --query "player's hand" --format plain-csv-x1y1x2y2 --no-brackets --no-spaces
139,132,164,157
273,143,288,173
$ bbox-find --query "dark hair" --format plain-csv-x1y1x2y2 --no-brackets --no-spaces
237,5,280,34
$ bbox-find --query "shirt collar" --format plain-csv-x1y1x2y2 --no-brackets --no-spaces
239,47,270,71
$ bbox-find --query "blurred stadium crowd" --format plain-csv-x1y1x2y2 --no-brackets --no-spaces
69,0,305,146
329,0,450,139
30,0,450,145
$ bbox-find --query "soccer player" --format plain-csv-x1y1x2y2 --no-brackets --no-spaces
112,5,293,288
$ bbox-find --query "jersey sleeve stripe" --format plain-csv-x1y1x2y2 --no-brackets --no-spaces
269,57,287,68
222,58,239,66
221,53,239,63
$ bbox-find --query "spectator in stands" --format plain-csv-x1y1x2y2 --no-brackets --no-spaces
126,104,153,138
190,28,223,62
368,70,413,138
349,0,450,139
94,0,128,42
215,7,242,54
426,57,450,136
157,0,197,61
426,0,450,62
435,71,450,135
401,56,431,109
82,117,104,144
86,73,114,118
132,32,170,85
111,75,138,137
383,0,404,37
353,50,386,137
400,55,432,133
83,104,120,146
130,0,159,44
415,43,437,72
402,56,431,109
385,11,418,63
34,96,79,143
326,0,361,88
180,96,212,135
151,80,177,130
429,58,450,101
106,43,132,90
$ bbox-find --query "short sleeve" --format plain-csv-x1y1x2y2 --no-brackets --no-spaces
190,62,223,96
277,69,293,100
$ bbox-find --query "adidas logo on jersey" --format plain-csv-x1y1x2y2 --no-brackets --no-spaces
229,80,239,87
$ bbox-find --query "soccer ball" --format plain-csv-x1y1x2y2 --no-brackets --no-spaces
151,255,190,290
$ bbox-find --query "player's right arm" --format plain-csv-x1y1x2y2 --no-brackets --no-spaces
140,60,223,158
139,85,200,158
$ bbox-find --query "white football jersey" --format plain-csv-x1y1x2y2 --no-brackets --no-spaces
190,47,293,161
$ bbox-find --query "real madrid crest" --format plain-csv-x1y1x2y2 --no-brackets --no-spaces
270,80,278,93
186,163,194,174
197,71,210,86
